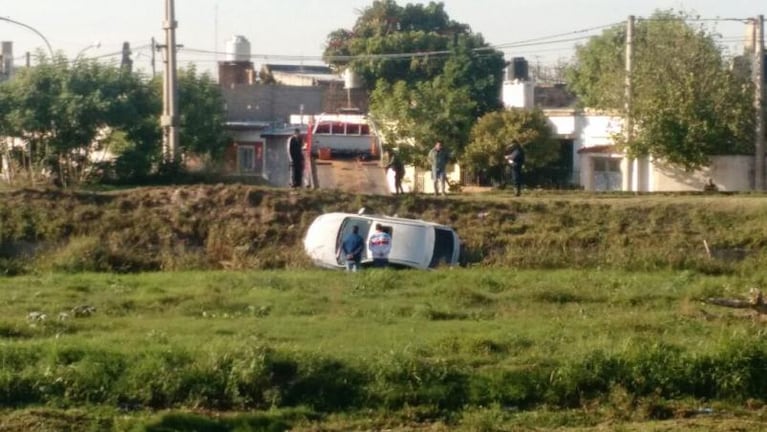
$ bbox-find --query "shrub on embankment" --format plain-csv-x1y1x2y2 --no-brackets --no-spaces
1,339,766,413
1,186,767,274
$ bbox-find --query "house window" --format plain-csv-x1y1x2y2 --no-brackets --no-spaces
237,142,263,175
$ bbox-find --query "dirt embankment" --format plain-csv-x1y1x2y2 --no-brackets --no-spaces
0,185,765,273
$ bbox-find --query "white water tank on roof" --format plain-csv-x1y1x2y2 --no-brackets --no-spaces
344,67,362,89
225,35,251,62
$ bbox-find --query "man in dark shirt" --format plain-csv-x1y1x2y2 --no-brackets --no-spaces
287,128,303,188
339,225,364,272
505,143,525,197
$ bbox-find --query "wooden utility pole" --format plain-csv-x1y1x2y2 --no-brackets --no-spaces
623,15,635,192
161,0,180,165
755,15,765,191
151,37,157,77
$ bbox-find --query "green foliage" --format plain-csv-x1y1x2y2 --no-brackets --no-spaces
565,10,754,169
175,65,231,161
328,1,505,160
0,60,230,187
0,59,160,186
463,109,560,182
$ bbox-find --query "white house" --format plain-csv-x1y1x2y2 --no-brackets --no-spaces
502,77,756,192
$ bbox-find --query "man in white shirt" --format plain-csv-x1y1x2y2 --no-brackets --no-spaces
368,223,392,268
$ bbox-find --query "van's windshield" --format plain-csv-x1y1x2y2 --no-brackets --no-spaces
429,228,455,268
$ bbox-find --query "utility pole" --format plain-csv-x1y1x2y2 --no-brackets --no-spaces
755,15,765,191
120,42,133,72
622,15,635,192
151,37,157,77
161,0,180,165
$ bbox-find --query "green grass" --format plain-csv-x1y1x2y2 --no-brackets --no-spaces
1,269,767,430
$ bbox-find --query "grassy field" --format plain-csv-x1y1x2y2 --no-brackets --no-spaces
3,187,767,430
2,269,767,431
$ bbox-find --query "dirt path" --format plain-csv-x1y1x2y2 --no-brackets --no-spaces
313,159,390,195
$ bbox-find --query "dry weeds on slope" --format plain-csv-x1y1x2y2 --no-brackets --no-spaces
1,186,766,274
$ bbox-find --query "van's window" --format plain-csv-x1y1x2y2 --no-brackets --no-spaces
429,228,455,268
315,123,331,134
336,217,373,265
347,123,361,135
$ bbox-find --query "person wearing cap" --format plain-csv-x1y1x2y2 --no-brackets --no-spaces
287,128,304,188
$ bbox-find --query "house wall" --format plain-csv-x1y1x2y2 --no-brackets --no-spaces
418,164,462,194
222,85,324,123
651,156,754,192
546,112,622,183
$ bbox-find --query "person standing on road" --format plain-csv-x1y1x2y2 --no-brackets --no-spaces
338,225,364,272
287,128,304,188
385,149,405,195
428,141,449,196
368,223,392,268
505,142,525,197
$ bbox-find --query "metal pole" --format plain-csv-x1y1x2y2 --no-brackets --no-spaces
0,16,54,61
755,15,765,191
161,0,180,164
623,15,635,192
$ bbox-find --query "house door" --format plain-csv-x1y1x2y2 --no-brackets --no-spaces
592,157,622,191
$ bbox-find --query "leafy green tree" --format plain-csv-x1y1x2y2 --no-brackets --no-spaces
0,57,159,186
463,109,559,183
0,60,229,185
370,69,476,168
336,1,505,163
566,10,754,169
175,65,230,161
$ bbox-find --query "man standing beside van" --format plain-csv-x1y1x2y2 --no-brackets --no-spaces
338,225,364,272
368,223,392,268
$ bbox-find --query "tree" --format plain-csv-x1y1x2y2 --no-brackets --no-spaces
331,1,505,163
370,53,478,167
0,57,159,186
0,59,230,185
565,10,754,169
175,65,230,161
463,109,559,184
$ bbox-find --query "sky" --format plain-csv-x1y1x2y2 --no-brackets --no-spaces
1,0,763,76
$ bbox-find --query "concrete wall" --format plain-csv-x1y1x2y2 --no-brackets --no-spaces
651,156,754,192
222,85,324,123
546,112,622,183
